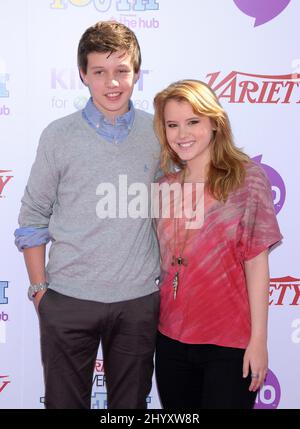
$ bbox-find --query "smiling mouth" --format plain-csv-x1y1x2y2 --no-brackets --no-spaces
105,92,122,99
177,141,194,148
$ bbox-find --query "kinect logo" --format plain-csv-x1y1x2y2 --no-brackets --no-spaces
234,0,291,27
51,68,150,91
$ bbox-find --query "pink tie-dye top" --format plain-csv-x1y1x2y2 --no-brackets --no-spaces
156,162,282,349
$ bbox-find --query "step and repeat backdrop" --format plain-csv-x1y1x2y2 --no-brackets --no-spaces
1,0,299,409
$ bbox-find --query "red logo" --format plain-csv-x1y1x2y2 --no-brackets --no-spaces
206,71,300,104
93,359,106,388
94,359,105,373
269,276,300,306
0,375,11,393
0,170,13,198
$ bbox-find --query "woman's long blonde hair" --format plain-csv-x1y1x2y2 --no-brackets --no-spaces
153,79,250,201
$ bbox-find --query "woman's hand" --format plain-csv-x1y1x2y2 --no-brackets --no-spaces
243,337,268,392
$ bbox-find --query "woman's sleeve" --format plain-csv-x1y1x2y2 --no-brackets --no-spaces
240,167,283,261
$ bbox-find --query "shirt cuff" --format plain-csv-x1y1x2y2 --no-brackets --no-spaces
14,227,51,251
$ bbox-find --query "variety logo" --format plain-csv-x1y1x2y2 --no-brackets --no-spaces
92,359,107,408
0,281,9,304
0,375,11,394
95,358,105,373
255,369,281,409
0,171,13,198
269,276,300,306
206,71,300,104
233,0,291,27
252,155,286,215
50,0,159,12
93,359,106,389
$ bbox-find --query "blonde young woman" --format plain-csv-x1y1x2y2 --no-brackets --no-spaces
153,80,282,409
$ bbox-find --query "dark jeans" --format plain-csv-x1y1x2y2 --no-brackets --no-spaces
155,332,257,409
38,289,160,409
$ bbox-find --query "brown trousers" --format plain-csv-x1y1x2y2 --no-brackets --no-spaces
38,289,159,409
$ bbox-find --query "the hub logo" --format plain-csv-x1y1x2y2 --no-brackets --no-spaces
234,0,291,27
0,105,10,116
0,171,13,198
0,312,8,321
252,155,285,215
0,73,10,116
255,369,281,409
0,281,9,304
0,310,8,345
50,0,159,12
0,321,6,344
0,73,9,97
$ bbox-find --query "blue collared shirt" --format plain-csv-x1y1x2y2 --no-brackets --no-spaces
15,98,135,250
82,97,135,144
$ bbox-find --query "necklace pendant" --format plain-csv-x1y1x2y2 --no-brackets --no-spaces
173,272,179,300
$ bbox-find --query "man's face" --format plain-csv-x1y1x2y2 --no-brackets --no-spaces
80,50,139,122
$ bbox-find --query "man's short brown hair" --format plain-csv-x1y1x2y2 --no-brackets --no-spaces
78,21,142,74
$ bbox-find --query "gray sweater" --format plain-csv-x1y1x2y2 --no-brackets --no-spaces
19,109,161,302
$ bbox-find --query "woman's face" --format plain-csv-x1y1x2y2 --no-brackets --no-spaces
164,99,214,168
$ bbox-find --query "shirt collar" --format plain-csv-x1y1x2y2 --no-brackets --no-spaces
83,97,135,132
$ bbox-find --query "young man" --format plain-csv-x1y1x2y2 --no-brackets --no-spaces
15,21,160,409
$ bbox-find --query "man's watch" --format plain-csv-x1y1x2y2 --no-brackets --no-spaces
28,282,49,301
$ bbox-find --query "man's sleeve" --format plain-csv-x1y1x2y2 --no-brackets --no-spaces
17,125,59,231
